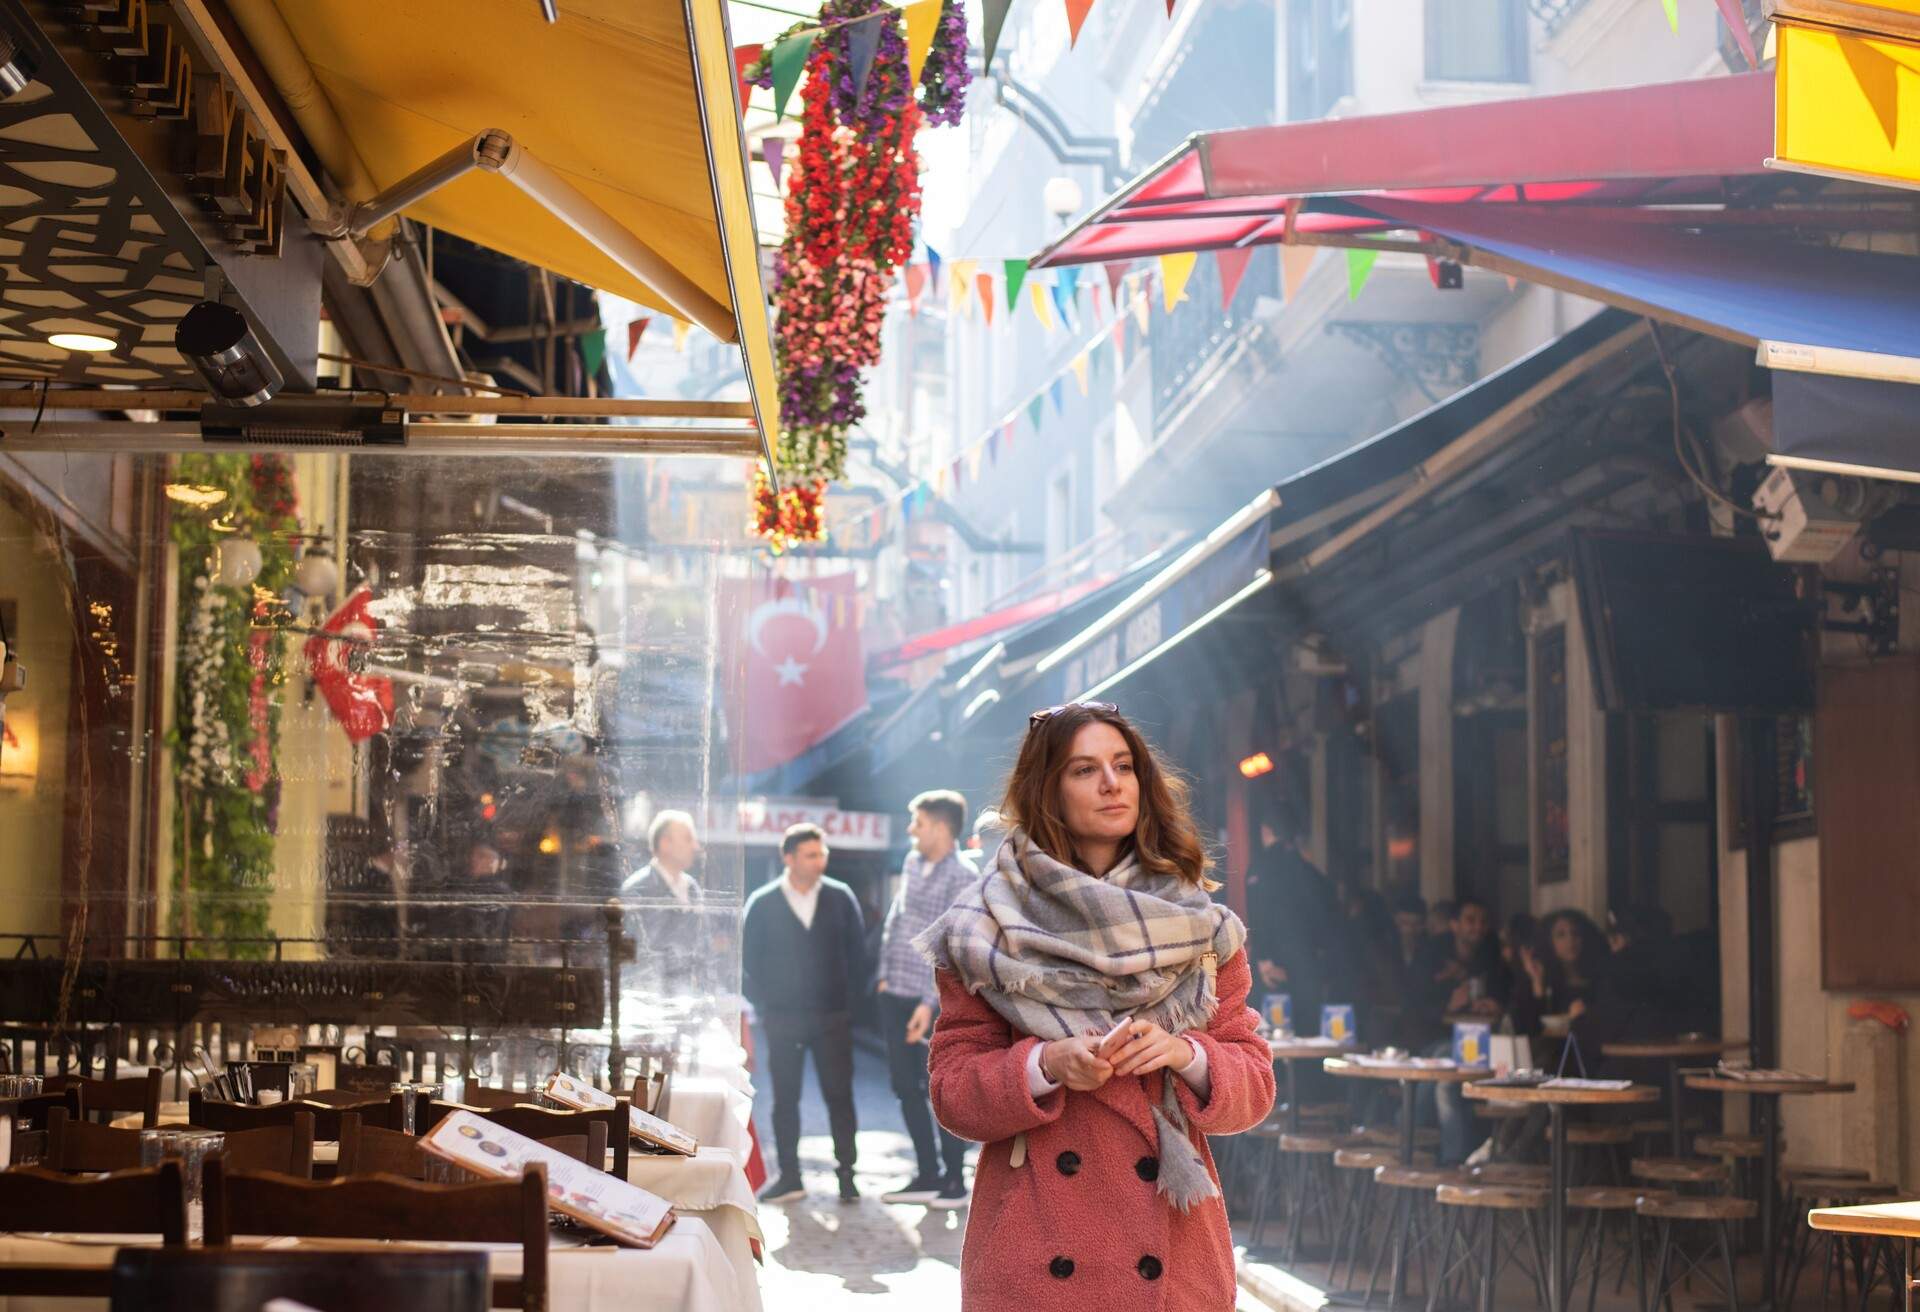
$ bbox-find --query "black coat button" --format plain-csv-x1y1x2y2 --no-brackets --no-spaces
1050,1256,1075,1279
1056,1151,1081,1176
1135,1155,1159,1182
1138,1255,1163,1281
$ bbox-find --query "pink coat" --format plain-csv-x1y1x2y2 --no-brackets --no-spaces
928,948,1276,1311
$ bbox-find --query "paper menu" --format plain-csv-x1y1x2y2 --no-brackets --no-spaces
543,1074,698,1157
419,1109,675,1249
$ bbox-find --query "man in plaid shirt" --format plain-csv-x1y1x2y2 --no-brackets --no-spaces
877,790,979,1208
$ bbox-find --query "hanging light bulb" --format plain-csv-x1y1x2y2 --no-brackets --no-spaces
293,549,339,599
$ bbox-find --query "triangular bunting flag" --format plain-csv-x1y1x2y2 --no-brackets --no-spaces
926,244,943,284
950,259,978,316
1029,278,1055,331
1057,265,1081,304
950,457,964,489
998,420,1014,456
1712,0,1756,67
1659,0,1679,31
1505,273,1518,291
770,32,815,121
1131,283,1151,335
1071,352,1089,394
1065,0,1098,47
733,44,763,113
1281,245,1317,303
1051,277,1074,329
762,137,786,190
1028,394,1045,430
1104,261,1129,299
673,319,692,351
1216,247,1254,309
904,262,928,312
982,0,1014,72
1091,283,1105,320
1050,376,1066,413
977,271,996,324
1159,251,1196,311
935,464,949,494
847,13,883,104
904,0,942,85
579,328,606,379
1003,258,1028,307
968,444,985,479
626,317,650,359
1166,0,1176,13
1346,247,1378,301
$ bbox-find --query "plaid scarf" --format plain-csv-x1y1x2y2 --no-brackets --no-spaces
914,826,1246,1210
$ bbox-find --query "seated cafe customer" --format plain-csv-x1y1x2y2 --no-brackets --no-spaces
1412,896,1511,1164
1510,909,1609,1039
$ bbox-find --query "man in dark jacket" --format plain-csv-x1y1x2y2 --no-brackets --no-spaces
741,823,867,1204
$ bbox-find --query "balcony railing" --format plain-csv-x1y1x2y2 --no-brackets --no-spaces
1527,0,1593,38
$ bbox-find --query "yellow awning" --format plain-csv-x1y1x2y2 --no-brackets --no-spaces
1770,0,1920,41
1774,20,1920,191
257,0,778,449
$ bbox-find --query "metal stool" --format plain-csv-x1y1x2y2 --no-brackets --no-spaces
1568,1121,1633,1185
1278,1132,1344,1266
1566,1185,1666,1312
1426,1183,1550,1312
1330,1146,1404,1289
1636,1194,1756,1312
1366,1164,1469,1311
1630,1156,1729,1192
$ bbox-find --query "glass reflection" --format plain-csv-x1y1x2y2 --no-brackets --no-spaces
0,449,746,1091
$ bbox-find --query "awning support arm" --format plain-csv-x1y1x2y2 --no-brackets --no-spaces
331,130,739,342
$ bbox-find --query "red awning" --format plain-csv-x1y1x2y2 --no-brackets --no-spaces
872,576,1115,668
1031,72,1780,269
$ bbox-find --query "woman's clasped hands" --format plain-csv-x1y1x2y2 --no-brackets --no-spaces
1039,1017,1193,1091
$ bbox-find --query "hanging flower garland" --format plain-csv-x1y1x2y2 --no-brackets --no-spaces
747,0,970,549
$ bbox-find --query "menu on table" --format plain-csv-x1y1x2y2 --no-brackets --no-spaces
542,1074,698,1158
1713,1065,1824,1083
419,1109,676,1248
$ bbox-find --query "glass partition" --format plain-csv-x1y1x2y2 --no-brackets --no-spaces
0,448,748,1098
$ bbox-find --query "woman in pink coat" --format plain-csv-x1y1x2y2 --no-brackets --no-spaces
915,701,1276,1311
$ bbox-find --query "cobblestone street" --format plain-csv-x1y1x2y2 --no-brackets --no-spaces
750,1030,967,1307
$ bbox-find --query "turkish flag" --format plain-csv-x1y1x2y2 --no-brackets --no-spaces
727,573,866,776
304,587,394,743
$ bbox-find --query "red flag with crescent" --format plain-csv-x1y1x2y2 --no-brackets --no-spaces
725,573,866,775
304,587,394,743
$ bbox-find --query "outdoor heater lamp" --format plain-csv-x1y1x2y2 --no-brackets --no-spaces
0,26,36,101
176,301,284,408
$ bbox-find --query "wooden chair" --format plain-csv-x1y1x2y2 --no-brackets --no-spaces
338,1111,606,1180
419,1101,627,1178
46,1067,163,1128
202,1158,548,1312
190,1089,403,1138
111,1247,490,1312
49,1105,316,1178
457,1087,543,1112
0,1162,187,1299
17,1085,82,1130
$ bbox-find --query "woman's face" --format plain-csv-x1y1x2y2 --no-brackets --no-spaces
1551,916,1583,965
1056,721,1139,848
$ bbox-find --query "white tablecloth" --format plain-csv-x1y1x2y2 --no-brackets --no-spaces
626,1147,762,1312
0,1219,736,1312
664,1076,754,1165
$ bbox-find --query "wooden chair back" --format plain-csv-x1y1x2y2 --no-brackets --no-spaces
202,1158,547,1312
337,1113,604,1179
459,1086,539,1111
219,1111,316,1178
46,1068,162,1127
17,1085,82,1131
190,1090,402,1137
0,1162,187,1298
419,1101,626,1177
48,1106,314,1178
110,1247,490,1312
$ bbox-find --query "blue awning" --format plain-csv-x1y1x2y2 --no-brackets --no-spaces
1354,198,1920,363
1770,368,1920,483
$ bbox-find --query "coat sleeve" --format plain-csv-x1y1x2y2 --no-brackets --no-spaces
1170,948,1278,1136
927,968,1068,1144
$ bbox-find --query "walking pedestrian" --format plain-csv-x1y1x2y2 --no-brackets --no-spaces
741,823,867,1205
876,790,980,1209
915,701,1276,1310
621,809,706,990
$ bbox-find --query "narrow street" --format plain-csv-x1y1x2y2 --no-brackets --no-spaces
750,1032,967,1306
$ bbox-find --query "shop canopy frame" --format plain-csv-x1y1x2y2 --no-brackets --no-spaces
1,0,777,464
1030,71,1920,379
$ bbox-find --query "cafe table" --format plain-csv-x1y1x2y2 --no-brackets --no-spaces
1807,1200,1920,1312
1464,1079,1658,1312
1684,1071,1855,1312
625,1146,762,1312
1267,1038,1359,1134
1322,1057,1485,1179
1600,1035,1748,1156
0,1215,738,1312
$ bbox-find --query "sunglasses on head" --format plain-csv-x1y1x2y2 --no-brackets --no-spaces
1027,700,1119,729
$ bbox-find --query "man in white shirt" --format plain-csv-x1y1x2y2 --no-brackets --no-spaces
622,810,706,991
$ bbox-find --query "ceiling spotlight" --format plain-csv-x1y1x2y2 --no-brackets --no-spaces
163,483,229,509
47,332,115,353
176,300,282,407
0,28,37,102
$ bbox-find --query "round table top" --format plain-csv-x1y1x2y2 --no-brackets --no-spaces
1683,1074,1856,1096
1602,1036,1748,1059
1323,1057,1486,1084
1464,1081,1659,1106
1269,1040,1361,1060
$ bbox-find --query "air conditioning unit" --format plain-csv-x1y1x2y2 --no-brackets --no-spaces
1753,465,1864,564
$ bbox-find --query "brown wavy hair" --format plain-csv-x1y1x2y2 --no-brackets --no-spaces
1000,702,1217,890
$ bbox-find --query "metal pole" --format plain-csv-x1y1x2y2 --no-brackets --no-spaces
1549,1104,1568,1312
1745,717,1778,1070
344,131,508,238
0,421,760,457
